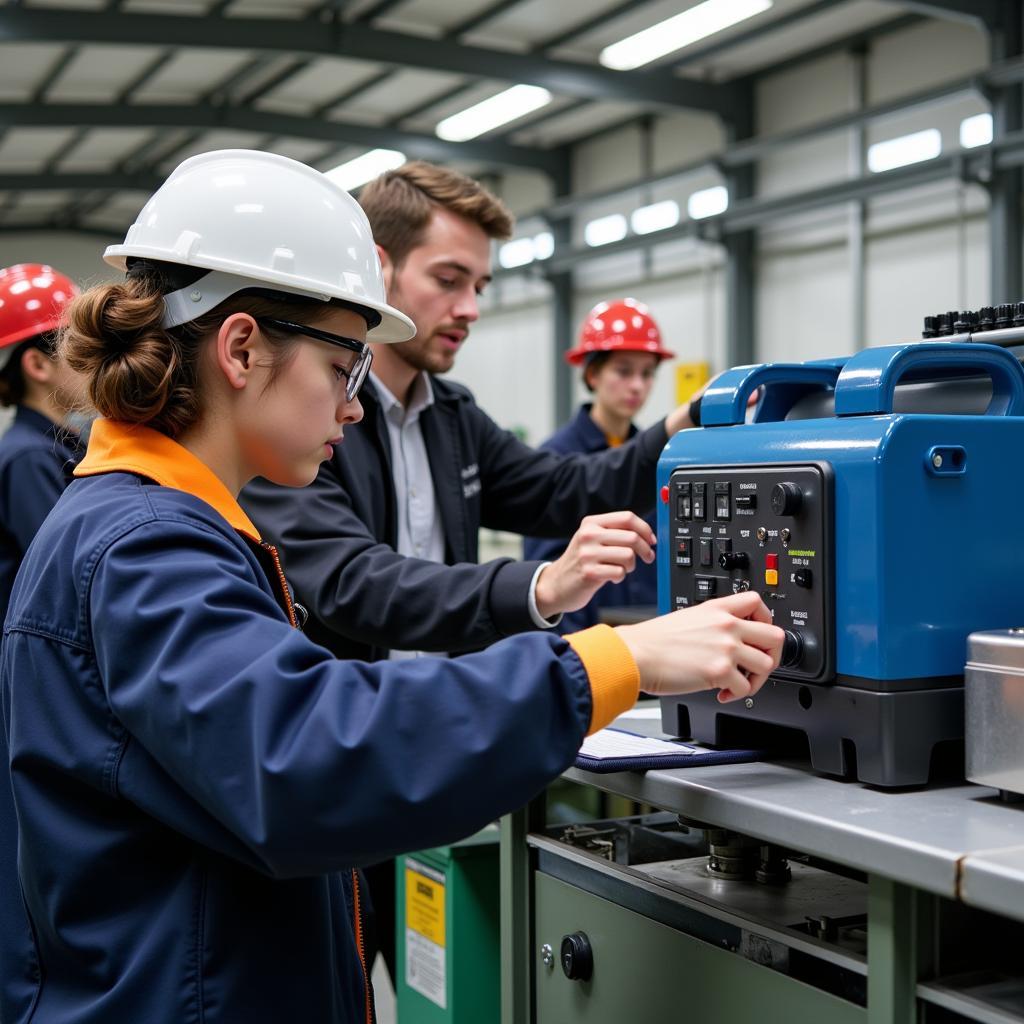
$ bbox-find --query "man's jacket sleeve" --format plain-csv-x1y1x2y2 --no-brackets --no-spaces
244,468,545,651
475,407,669,538
89,519,593,878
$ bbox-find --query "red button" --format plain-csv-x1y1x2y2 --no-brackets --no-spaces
765,553,779,570
660,485,670,504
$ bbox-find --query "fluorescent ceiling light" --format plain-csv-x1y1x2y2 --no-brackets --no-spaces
436,85,552,142
324,149,405,191
687,185,728,220
498,238,536,270
584,214,628,247
631,200,680,235
960,112,993,149
867,128,941,173
600,0,773,71
532,231,554,260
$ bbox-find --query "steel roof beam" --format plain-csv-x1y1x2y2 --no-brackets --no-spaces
0,7,741,116
895,1,1001,29
0,102,568,175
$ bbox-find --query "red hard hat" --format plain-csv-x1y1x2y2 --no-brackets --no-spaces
0,263,80,365
565,298,675,365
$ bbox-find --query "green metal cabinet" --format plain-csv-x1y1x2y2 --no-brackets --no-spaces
396,827,500,1023
534,872,865,1024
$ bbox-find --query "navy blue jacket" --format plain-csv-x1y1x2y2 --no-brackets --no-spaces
0,406,79,624
0,406,79,1024
241,377,668,662
0,422,629,1024
524,405,658,632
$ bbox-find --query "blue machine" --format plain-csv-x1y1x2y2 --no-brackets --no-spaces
657,342,1024,786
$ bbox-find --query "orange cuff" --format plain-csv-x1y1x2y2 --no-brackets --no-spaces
565,624,640,735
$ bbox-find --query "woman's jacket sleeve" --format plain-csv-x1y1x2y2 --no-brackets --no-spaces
89,518,592,877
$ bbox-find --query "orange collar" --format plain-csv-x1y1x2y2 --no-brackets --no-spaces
75,419,261,542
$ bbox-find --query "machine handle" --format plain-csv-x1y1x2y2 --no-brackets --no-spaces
833,342,1024,417
699,359,847,427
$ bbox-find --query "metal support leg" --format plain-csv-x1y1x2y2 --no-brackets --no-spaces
500,795,546,1024
867,875,920,1024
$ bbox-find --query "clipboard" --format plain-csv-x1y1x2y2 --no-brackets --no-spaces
575,727,766,774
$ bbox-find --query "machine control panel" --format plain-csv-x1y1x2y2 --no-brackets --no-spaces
669,463,833,682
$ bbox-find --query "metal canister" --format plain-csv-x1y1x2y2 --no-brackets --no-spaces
966,628,1024,795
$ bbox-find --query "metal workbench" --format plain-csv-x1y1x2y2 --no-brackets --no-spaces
499,709,1024,1024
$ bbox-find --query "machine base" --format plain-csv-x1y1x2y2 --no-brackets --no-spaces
661,678,964,787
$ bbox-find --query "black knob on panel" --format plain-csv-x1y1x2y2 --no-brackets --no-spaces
996,303,1015,328
781,630,804,668
794,568,813,589
922,316,938,339
770,482,802,517
941,311,959,336
560,932,594,981
719,551,750,571
977,306,995,331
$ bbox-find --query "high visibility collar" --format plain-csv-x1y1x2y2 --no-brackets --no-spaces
75,418,261,542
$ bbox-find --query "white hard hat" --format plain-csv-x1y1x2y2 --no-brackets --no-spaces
104,149,415,343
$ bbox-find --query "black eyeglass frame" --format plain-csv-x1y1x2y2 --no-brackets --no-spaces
257,317,373,402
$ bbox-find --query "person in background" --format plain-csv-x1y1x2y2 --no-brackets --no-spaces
240,163,708,980
0,263,84,622
0,149,783,1024
524,298,675,632
0,262,83,1022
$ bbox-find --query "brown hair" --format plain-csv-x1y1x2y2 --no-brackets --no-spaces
358,161,514,266
59,262,331,439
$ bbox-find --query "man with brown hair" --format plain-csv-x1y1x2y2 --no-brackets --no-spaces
241,161,702,978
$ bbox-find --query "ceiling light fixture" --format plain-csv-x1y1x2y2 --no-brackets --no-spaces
436,85,552,142
600,0,773,71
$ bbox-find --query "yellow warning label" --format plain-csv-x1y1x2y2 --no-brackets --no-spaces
675,361,711,405
406,867,446,948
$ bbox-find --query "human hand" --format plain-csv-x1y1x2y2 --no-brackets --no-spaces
664,377,761,436
615,592,783,702
534,511,655,619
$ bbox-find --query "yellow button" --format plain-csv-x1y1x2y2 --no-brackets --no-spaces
765,569,779,586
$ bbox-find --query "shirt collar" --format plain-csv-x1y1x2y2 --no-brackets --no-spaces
369,370,435,422
74,419,260,541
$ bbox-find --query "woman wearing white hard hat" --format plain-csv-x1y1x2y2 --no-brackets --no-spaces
0,149,782,1024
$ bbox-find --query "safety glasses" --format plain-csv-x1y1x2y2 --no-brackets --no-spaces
258,317,373,402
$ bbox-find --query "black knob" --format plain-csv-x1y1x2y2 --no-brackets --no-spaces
719,551,749,571
560,932,593,981
781,630,803,668
953,310,977,333
794,568,813,589
996,303,1015,328
1015,302,1024,328
922,315,938,339
942,311,958,336
770,482,802,517
977,306,995,331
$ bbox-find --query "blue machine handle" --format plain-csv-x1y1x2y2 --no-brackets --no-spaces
833,342,1024,417
700,359,847,427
